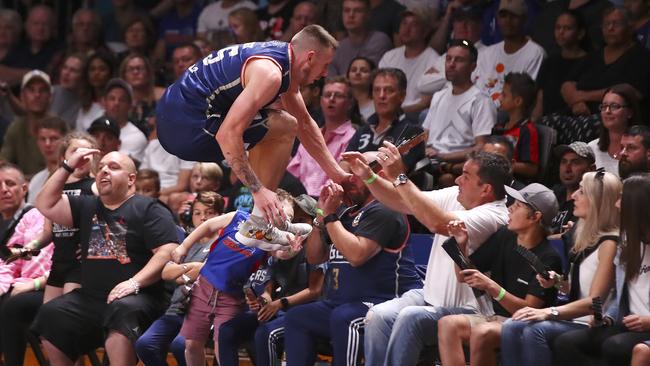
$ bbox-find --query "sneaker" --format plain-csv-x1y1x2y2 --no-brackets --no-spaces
235,215,295,251
278,221,313,237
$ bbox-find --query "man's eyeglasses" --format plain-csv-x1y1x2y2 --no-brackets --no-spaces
598,103,627,112
321,92,348,100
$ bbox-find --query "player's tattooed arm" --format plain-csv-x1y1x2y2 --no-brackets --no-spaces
229,153,262,193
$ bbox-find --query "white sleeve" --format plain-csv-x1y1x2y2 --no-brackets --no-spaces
416,56,447,94
452,204,506,253
470,93,497,137
197,7,210,33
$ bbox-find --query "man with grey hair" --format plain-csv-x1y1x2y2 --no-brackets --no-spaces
157,24,350,249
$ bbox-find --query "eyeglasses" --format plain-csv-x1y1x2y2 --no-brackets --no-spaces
599,103,627,112
321,92,348,100
126,65,146,74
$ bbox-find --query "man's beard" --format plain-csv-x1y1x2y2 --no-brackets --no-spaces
619,159,649,179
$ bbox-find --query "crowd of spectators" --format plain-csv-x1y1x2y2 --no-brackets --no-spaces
1,0,650,365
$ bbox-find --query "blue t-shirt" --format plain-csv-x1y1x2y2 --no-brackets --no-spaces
200,211,267,294
324,201,422,305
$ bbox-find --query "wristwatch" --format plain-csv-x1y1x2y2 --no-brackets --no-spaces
280,297,290,310
323,213,339,225
393,173,409,187
550,307,560,319
312,216,323,229
61,159,75,173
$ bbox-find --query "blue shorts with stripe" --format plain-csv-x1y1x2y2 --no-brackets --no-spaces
156,85,270,163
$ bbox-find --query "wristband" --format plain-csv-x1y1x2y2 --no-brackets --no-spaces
494,287,506,301
61,160,75,174
316,208,325,217
280,297,290,310
33,278,41,291
129,277,140,295
363,173,378,185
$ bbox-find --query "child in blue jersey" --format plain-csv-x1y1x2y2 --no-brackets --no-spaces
156,25,350,251
170,189,306,366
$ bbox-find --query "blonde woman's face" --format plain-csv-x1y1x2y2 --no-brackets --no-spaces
571,181,589,218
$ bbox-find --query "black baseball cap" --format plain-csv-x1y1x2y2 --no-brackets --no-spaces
88,117,120,139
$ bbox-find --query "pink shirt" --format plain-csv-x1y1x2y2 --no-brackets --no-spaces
287,121,356,196
0,208,54,295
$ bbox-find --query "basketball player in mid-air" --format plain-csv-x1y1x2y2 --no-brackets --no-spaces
156,25,347,249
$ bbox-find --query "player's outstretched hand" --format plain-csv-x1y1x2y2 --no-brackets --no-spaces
252,187,287,226
340,151,372,179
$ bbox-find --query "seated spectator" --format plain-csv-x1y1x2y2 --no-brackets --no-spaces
140,113,194,200
279,1,317,42
87,116,122,158
287,76,356,197
170,189,299,365
475,0,545,106
153,0,201,66
197,0,257,48
556,7,650,143
482,135,525,191
135,191,223,366
96,0,147,47
218,194,325,365
618,125,650,179
551,173,647,366
64,9,108,57
493,72,540,180
27,117,69,203
550,142,595,235
299,78,325,125
422,40,496,185
378,8,439,116
50,53,85,129
438,183,562,366
135,169,161,199
346,68,425,173
76,51,115,132
368,0,406,41
0,9,21,65
32,150,179,366
327,0,393,77
117,15,158,66
0,5,60,87
0,70,53,178
0,163,32,240
102,78,148,163
284,153,422,365
587,84,642,175
171,42,202,81
419,7,484,95
626,0,650,48
119,54,165,134
169,162,223,222
501,170,621,366
533,11,588,120
0,164,54,365
347,150,510,365
228,8,266,44
347,57,376,122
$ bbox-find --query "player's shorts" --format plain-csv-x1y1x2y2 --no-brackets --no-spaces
156,85,270,162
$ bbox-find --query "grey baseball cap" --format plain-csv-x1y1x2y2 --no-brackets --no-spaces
505,183,559,227
554,141,595,164
293,194,318,218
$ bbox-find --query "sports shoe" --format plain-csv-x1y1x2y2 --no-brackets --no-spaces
235,215,295,251
278,221,313,237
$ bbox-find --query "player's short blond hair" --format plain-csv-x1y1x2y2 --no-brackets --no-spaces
291,24,338,51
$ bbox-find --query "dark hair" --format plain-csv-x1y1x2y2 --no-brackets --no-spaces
122,14,157,53
448,39,478,63
556,10,591,51
346,56,376,77
467,151,512,200
371,67,407,93
504,72,537,116
80,50,116,109
324,75,353,99
484,135,515,161
623,125,650,148
602,6,633,29
173,42,202,60
620,173,650,280
36,116,69,135
598,84,643,152
136,169,161,193
193,191,225,215
0,162,25,182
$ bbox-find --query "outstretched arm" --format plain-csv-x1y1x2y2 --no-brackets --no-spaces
171,211,236,263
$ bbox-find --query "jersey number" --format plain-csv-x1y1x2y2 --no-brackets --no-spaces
332,268,339,290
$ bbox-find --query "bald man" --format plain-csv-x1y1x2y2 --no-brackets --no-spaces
33,150,179,366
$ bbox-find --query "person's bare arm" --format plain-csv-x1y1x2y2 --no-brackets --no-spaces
281,90,348,183
171,211,236,262
0,65,29,87
36,148,99,227
282,267,325,307
304,227,329,265
438,136,487,163
402,95,433,114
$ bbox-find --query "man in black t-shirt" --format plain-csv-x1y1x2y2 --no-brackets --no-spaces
32,150,178,365
437,183,563,366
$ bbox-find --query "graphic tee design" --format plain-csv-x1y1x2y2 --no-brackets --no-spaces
87,214,131,264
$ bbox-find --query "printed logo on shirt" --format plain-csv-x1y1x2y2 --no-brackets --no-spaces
640,264,650,276
87,214,131,264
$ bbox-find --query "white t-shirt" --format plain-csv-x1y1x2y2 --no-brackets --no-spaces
27,169,50,204
422,85,496,154
118,122,147,163
141,139,195,189
475,39,545,107
421,186,509,309
359,101,375,122
588,139,620,177
628,246,650,316
75,102,105,133
416,41,486,95
197,0,257,34
378,46,440,108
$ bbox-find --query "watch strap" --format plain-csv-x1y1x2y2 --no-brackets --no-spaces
61,160,75,174
323,213,339,225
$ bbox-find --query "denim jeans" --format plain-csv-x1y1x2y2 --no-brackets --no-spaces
135,314,186,366
500,318,587,366
364,288,475,366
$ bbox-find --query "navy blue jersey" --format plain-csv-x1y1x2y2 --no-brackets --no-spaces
200,211,268,295
324,201,422,305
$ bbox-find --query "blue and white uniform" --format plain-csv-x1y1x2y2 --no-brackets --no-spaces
157,41,292,162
